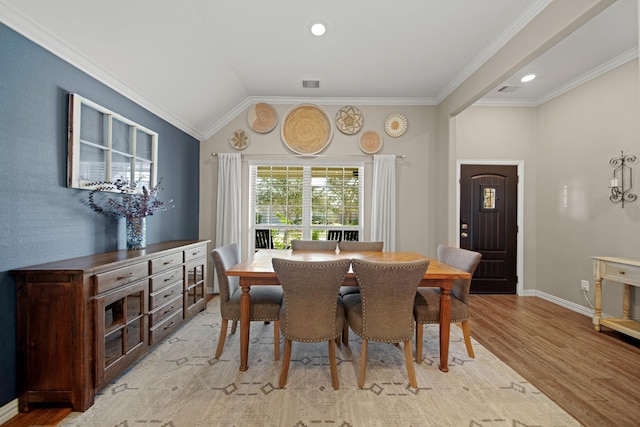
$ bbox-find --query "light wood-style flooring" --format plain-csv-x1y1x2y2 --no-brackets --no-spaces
3,295,639,426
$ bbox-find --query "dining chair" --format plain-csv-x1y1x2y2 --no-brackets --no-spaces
337,241,383,252
272,258,351,390
255,229,273,249
414,245,482,363
211,243,283,360
290,239,338,251
337,241,384,298
343,258,429,388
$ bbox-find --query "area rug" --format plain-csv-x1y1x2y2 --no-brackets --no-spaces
60,299,579,427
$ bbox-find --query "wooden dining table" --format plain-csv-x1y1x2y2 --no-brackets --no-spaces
225,249,471,372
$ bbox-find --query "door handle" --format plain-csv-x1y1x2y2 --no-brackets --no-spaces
461,232,468,238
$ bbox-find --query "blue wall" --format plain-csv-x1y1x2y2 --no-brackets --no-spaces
0,23,200,407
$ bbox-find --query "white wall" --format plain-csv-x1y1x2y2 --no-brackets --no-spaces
199,104,440,283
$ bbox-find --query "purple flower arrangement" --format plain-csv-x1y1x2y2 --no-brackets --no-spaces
87,178,173,220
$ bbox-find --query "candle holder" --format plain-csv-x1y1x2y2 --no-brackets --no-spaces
609,151,637,207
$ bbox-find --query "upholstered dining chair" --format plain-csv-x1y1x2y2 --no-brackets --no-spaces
272,258,351,390
343,259,429,388
336,241,384,298
337,240,384,252
290,239,338,251
211,243,283,360
414,245,482,363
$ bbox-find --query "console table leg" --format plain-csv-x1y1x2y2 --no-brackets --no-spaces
594,278,602,331
623,284,631,320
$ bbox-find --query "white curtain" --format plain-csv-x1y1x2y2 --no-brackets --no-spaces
370,155,396,251
214,153,242,291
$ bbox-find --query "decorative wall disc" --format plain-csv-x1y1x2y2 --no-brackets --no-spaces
384,113,408,138
247,103,278,133
281,104,333,155
335,105,363,135
359,130,383,154
229,129,249,150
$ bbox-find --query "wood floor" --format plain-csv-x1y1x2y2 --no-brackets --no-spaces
3,295,639,426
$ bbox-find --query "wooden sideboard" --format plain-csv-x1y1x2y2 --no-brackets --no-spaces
12,239,209,412
592,256,640,340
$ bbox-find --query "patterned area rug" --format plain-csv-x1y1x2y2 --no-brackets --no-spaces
61,300,579,427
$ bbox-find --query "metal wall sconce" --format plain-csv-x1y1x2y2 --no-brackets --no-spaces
609,151,637,207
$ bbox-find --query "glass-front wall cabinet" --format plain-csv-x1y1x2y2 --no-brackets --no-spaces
68,93,158,191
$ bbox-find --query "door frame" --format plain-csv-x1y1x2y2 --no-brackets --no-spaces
456,160,526,296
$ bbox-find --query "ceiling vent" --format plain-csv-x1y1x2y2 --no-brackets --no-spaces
302,80,320,89
497,85,520,93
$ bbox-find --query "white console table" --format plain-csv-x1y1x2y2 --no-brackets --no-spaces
592,256,640,340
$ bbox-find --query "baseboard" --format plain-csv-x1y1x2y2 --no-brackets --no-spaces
0,399,18,424
535,290,594,317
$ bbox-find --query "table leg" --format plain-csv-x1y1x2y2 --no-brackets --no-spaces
623,283,631,320
439,287,451,372
239,278,251,371
594,277,602,331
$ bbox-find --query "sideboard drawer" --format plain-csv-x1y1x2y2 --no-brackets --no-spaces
149,295,183,326
95,262,148,294
184,244,207,262
150,252,183,275
150,281,182,310
149,266,183,293
149,308,183,345
602,262,640,285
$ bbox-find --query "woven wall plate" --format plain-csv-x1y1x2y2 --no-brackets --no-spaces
335,105,363,135
247,103,278,134
281,104,333,155
359,130,383,154
229,129,249,150
384,113,408,138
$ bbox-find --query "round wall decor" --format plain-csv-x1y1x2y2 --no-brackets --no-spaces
359,130,383,154
247,103,278,133
281,104,333,155
335,105,364,135
384,113,408,138
229,129,249,150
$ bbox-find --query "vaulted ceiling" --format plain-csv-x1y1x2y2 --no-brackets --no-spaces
0,0,637,140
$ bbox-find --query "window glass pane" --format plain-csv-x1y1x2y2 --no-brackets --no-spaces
80,104,106,146
112,152,131,182
79,144,106,183
483,187,496,209
112,118,131,154
136,130,153,161
135,159,152,188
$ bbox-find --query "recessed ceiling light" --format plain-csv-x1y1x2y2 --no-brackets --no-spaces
311,23,326,36
521,74,536,83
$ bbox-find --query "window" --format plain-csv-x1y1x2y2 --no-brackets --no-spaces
250,163,363,250
67,94,158,191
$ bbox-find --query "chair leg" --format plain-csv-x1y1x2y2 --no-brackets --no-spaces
342,322,349,346
279,339,292,388
358,339,368,388
415,321,423,363
459,320,475,358
328,340,339,390
215,318,228,358
403,340,417,388
230,320,238,334
273,320,280,361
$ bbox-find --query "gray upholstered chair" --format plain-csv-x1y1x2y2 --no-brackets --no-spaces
343,259,429,388
272,258,351,390
414,245,482,362
290,239,338,251
337,241,384,298
337,240,384,252
211,243,283,360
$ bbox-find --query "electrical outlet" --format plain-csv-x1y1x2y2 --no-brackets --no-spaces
581,280,590,291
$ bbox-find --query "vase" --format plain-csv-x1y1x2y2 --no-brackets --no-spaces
126,217,146,250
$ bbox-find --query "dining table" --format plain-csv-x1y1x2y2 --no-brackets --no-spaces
225,249,471,372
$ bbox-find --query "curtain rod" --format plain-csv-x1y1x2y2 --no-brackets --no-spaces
211,152,406,159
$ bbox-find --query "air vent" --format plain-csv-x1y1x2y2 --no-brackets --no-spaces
302,80,320,89
497,85,520,93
